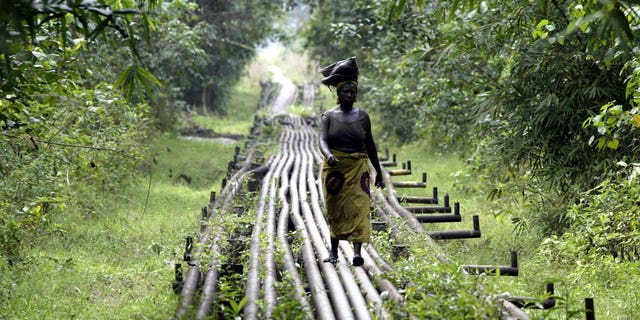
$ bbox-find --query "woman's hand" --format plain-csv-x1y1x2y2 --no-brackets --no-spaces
327,154,339,166
374,174,384,188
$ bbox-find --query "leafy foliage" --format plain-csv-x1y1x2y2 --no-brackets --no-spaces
0,0,284,264
177,0,286,114
0,0,155,87
1,80,148,263
0,0,154,263
299,0,640,234
300,3,640,315
387,248,497,319
298,0,378,63
542,174,640,263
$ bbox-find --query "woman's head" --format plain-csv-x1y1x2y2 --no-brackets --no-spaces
337,81,358,106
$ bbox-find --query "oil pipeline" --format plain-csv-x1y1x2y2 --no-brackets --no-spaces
171,76,597,319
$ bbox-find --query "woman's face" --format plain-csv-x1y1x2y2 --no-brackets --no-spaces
338,82,358,105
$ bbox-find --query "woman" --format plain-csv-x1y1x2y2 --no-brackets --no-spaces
319,57,384,266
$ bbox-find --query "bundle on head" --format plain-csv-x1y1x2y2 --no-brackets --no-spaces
320,56,358,87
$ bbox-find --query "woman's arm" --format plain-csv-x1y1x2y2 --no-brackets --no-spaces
320,113,338,166
363,115,384,188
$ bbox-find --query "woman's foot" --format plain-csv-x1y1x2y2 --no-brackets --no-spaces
352,256,364,266
323,256,338,264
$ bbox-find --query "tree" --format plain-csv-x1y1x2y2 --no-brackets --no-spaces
178,0,285,114
1,0,287,264
299,0,640,233
0,0,158,263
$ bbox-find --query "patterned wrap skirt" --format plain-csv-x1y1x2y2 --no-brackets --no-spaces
322,149,371,243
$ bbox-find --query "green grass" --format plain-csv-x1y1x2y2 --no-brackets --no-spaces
0,44,292,320
191,80,262,136
4,44,637,319
378,140,640,319
0,133,241,319
0,58,263,318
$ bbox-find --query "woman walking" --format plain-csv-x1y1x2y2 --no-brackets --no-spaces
319,57,384,266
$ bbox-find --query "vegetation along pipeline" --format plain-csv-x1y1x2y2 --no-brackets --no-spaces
170,79,568,319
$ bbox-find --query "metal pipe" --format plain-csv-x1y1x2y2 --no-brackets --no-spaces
338,244,387,319
506,283,556,309
392,181,426,188
379,148,389,162
195,233,222,319
389,160,414,176
365,245,392,272
381,153,397,167
339,241,402,305
277,129,314,319
298,135,356,320
585,297,595,320
295,208,337,320
302,129,399,314
415,213,461,223
175,265,202,319
176,113,262,319
262,129,292,317
175,231,210,318
301,123,392,317
410,201,458,216
380,184,426,234
209,191,216,206
406,205,452,214
172,263,183,294
244,151,283,319
499,299,531,320
290,152,336,319
388,168,412,176
430,215,481,240
397,187,438,204
462,251,518,276
463,265,518,276
183,236,193,262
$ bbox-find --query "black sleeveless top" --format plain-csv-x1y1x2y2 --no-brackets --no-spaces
323,108,371,154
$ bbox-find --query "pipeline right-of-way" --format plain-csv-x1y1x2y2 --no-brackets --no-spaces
174,74,540,320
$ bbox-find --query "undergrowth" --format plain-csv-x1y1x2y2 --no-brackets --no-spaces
387,139,640,319
0,132,241,319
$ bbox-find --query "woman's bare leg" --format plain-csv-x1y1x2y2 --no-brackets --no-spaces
323,237,339,263
353,242,364,266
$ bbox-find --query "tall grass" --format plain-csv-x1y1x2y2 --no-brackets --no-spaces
382,139,640,319
0,132,241,319
192,81,261,136
0,63,259,318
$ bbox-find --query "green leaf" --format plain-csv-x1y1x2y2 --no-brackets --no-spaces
533,20,550,39
398,0,407,16
135,66,163,88
450,0,460,19
115,65,134,100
